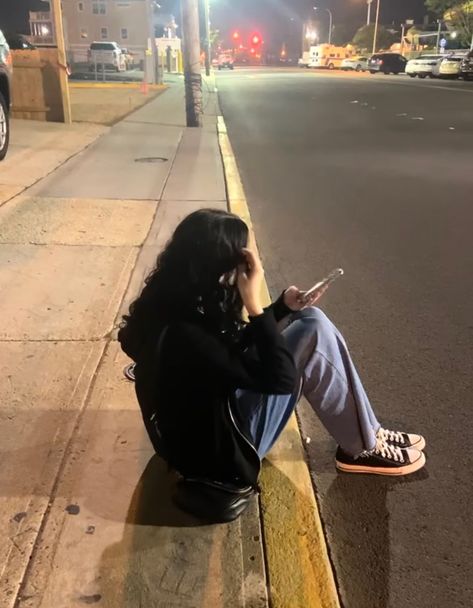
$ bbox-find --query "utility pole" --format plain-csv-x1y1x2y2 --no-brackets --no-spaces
372,0,381,54
203,0,211,77
147,0,159,84
181,0,202,127
50,0,72,124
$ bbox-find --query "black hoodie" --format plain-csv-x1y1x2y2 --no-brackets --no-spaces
119,295,296,486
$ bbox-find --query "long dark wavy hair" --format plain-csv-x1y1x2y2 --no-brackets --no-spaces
119,208,249,361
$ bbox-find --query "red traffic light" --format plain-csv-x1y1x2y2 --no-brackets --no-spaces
232,31,240,40
250,47,256,54
251,34,261,45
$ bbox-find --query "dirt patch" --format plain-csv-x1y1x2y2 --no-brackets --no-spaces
70,86,167,125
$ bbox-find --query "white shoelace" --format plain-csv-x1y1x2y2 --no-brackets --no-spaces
361,437,405,463
375,437,405,463
378,427,405,445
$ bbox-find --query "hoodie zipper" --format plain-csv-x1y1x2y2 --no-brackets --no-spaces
227,399,261,489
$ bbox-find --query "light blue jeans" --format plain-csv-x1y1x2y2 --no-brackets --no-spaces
233,307,380,458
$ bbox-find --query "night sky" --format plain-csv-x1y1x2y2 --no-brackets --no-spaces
1,0,429,52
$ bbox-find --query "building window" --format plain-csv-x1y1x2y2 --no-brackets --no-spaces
121,28,128,40
80,27,88,39
92,2,107,15
78,2,84,11
100,27,108,39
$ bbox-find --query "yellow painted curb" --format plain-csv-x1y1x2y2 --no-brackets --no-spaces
218,115,341,608
69,82,168,91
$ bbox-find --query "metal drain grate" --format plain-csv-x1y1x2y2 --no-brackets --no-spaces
134,157,169,163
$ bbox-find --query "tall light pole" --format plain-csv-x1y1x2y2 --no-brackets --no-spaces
203,0,211,76
366,0,373,25
372,0,381,54
436,19,442,53
313,7,333,45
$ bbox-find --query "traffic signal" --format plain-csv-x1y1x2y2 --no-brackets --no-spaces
251,33,261,46
250,47,256,55
232,31,240,41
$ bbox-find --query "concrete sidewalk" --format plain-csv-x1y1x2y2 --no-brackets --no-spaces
0,77,339,608
0,120,107,207
0,79,171,208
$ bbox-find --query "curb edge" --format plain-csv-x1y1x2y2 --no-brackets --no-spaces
217,115,341,608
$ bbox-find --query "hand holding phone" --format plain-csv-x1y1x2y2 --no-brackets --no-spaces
283,268,344,312
298,268,344,305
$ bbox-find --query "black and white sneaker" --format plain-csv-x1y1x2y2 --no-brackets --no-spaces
335,438,426,476
123,363,136,382
378,427,426,451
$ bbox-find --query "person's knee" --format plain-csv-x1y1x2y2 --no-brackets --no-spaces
297,307,337,337
295,306,331,324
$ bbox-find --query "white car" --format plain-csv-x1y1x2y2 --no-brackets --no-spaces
405,54,443,78
432,55,463,79
340,56,368,72
88,41,126,72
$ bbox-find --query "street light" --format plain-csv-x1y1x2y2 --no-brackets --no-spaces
313,6,333,45
436,19,442,53
203,0,211,76
366,0,373,25
372,0,381,54
305,29,318,44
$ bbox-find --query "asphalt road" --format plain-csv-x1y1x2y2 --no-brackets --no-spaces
217,68,473,608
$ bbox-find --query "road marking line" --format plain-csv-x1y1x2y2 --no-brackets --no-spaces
218,114,341,608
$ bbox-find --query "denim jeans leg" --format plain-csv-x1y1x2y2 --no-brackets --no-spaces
283,307,379,456
234,306,380,459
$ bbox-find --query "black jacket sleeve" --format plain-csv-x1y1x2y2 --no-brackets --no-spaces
269,291,293,322
238,291,292,350
165,307,297,395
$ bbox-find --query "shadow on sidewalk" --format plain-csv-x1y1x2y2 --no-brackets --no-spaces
125,453,204,528
95,453,262,607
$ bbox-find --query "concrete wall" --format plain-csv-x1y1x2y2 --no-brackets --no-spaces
11,49,66,122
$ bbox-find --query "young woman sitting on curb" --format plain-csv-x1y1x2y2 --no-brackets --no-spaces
118,209,426,521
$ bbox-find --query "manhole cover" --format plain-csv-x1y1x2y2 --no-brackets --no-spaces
134,156,168,163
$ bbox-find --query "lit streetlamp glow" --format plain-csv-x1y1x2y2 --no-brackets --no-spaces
305,29,317,43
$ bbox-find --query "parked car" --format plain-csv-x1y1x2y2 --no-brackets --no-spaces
340,56,368,72
432,55,463,79
0,29,12,161
368,53,407,75
460,51,473,80
5,33,36,50
88,41,126,72
405,54,443,78
217,54,234,70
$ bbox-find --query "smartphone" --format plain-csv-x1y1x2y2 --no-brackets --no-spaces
301,268,344,303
